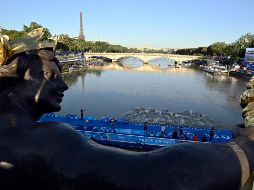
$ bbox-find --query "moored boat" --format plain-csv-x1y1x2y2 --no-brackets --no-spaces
229,70,253,80
203,64,229,75
203,65,215,73
229,48,254,80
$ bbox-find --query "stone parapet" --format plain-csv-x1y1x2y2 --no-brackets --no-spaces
240,76,254,127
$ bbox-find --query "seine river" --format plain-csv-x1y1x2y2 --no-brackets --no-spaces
60,58,247,130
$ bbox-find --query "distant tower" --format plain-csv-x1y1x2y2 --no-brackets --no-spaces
79,11,85,40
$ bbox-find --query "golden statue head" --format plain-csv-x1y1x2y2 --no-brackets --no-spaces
0,28,57,66
0,34,11,65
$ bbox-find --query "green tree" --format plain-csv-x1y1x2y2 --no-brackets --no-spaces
1,29,23,40
209,42,228,56
23,22,52,40
232,33,254,58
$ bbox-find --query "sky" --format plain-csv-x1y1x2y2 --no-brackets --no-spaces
0,0,254,48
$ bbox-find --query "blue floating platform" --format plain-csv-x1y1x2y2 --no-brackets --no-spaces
38,113,233,150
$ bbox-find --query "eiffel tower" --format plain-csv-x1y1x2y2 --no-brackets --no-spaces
79,11,85,40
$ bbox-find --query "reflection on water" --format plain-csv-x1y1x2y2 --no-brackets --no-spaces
118,57,176,69
61,63,247,130
87,64,191,73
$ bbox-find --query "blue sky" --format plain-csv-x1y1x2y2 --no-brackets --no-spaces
0,0,254,48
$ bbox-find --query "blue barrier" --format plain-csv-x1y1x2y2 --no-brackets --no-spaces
38,114,233,149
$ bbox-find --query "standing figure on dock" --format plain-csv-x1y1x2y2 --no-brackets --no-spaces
110,117,115,126
179,126,184,136
210,127,215,141
172,128,178,139
80,108,85,120
161,126,166,137
192,134,198,141
202,134,207,142
179,126,185,141
144,121,148,136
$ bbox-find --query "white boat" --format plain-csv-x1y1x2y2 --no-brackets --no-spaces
68,64,87,72
203,65,215,73
203,64,228,75
213,65,229,75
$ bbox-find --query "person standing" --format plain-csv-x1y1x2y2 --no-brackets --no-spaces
202,135,207,142
179,126,183,136
192,134,198,141
144,121,148,136
172,128,178,139
210,127,215,141
161,126,166,137
80,108,85,120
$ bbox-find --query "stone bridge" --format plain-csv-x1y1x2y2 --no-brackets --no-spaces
84,53,201,63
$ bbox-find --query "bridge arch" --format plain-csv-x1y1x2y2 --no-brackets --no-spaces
117,56,144,67
146,57,176,64
84,53,201,63
148,57,176,66
118,56,144,62
117,56,176,64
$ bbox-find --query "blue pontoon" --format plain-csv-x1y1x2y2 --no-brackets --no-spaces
38,113,232,150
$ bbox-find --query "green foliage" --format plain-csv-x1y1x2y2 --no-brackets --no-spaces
56,35,137,53
2,22,52,41
177,33,254,61
1,29,23,40
2,22,254,60
209,42,228,56
176,48,196,55
128,48,141,53
23,22,52,40
231,33,254,59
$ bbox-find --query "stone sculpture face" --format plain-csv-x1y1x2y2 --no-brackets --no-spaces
21,51,68,114
0,50,68,116
39,61,67,112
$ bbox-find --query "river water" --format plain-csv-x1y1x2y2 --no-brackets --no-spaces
60,58,247,130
